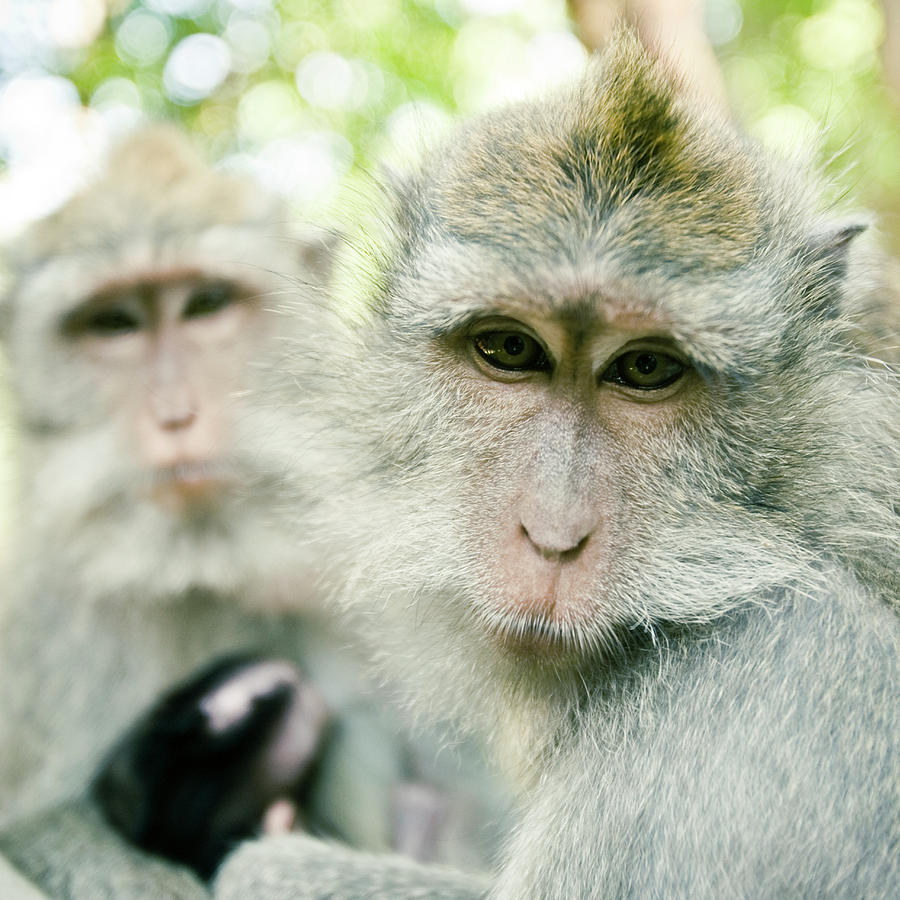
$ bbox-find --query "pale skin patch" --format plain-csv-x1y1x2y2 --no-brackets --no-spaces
200,661,301,733
262,798,298,835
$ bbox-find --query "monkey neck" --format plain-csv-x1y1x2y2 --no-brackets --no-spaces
458,623,670,789
468,608,789,792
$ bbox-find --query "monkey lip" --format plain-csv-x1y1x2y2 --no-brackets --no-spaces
481,551,604,654
148,461,232,506
479,586,595,655
481,604,591,658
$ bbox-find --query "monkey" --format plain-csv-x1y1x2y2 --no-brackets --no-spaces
207,30,900,899
0,126,510,898
0,123,337,898
92,655,331,879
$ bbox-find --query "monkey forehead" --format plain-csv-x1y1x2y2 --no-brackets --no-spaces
427,122,770,272
20,125,285,259
413,34,814,278
9,226,301,322
391,236,790,373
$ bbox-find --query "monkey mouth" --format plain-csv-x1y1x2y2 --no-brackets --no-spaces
476,602,596,657
147,461,233,508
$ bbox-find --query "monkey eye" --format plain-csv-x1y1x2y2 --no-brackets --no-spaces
602,349,685,390
183,283,236,320
81,307,141,337
473,331,549,372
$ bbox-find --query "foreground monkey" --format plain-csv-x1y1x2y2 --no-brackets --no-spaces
0,128,507,897
208,31,899,899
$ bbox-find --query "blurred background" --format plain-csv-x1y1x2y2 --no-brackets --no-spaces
1,0,899,247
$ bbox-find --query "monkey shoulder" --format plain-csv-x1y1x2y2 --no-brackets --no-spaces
499,581,899,899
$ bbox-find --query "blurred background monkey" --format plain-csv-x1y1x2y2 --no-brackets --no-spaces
0,126,509,897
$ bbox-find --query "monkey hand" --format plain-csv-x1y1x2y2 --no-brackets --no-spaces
92,655,331,880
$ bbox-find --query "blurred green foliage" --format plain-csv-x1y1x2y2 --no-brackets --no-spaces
69,0,461,163
721,0,900,242
1,0,899,239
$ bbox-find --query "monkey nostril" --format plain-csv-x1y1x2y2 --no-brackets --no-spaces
564,533,591,561
521,524,591,562
160,408,197,431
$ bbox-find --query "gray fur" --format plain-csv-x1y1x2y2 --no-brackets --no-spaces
216,31,899,899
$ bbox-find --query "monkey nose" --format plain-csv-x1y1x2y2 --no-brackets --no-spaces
520,522,592,562
157,406,197,431
150,391,198,430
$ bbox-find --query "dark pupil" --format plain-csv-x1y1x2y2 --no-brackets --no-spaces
87,309,138,334
635,353,657,374
503,335,526,357
185,284,233,318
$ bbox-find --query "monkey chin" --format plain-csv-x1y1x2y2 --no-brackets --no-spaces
476,599,603,662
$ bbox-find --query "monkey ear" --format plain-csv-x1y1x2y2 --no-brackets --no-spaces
808,220,868,258
801,220,870,317
0,259,15,342
296,227,343,286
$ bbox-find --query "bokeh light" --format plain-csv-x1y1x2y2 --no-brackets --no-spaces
89,77,146,132
163,33,232,104
224,16,271,73
115,9,172,66
295,52,363,110
144,0,215,16
0,0,897,249
47,0,106,48
230,131,354,206
798,0,882,72
705,0,743,46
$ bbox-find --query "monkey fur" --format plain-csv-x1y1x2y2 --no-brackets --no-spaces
211,30,899,899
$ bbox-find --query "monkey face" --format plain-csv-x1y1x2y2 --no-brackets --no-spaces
331,58,865,674
5,258,321,605
0,127,335,608
61,273,265,512
439,304,697,655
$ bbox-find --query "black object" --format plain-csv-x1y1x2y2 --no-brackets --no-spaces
92,654,330,879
